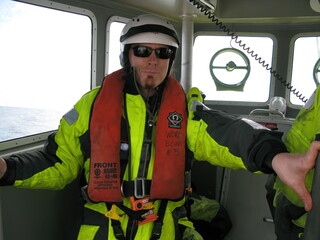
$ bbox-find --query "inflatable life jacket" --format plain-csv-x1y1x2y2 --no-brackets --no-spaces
88,69,187,203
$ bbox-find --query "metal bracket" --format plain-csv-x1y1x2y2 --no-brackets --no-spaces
134,177,146,199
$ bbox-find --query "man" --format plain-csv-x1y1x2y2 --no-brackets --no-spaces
271,86,320,240
0,14,319,240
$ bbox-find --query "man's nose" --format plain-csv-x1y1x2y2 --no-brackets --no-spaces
147,50,158,63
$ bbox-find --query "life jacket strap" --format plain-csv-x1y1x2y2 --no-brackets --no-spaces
122,179,152,198
103,204,126,240
107,203,153,239
82,207,125,240
150,200,168,240
116,204,149,222
106,203,154,240
110,219,126,240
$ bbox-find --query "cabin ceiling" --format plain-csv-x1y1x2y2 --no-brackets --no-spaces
87,0,320,23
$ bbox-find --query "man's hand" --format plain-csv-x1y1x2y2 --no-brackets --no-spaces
0,157,7,179
272,141,320,211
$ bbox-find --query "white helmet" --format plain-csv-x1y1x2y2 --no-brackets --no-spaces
120,14,180,51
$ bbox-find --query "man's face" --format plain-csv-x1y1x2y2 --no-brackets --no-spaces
129,43,171,97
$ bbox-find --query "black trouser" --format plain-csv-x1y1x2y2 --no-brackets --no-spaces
274,194,305,240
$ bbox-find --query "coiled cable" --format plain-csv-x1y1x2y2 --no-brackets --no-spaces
188,0,308,103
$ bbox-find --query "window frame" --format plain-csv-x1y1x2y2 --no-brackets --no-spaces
286,32,320,109
105,16,130,76
0,0,97,151
193,31,277,107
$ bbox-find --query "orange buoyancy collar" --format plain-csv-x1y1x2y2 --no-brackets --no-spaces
88,69,187,203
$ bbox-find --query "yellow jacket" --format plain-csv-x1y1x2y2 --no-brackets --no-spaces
2,69,287,239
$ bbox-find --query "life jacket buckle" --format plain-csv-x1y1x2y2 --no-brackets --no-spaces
105,204,122,220
134,177,146,199
129,196,158,225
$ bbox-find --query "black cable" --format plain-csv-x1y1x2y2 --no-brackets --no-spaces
188,0,308,103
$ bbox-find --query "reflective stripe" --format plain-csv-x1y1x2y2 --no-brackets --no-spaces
241,118,270,130
190,100,210,111
63,108,79,125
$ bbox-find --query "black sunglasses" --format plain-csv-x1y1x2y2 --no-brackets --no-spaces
131,46,173,59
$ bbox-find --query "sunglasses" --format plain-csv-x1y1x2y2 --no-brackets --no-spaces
131,46,173,59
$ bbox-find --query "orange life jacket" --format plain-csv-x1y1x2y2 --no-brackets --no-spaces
88,69,187,203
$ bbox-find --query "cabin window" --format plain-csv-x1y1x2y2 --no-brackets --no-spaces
192,35,274,104
289,35,320,106
0,0,92,142
105,16,129,75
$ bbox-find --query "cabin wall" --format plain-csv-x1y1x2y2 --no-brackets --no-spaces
215,0,320,21
194,21,320,118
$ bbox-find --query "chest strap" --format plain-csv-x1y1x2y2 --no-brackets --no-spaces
122,179,151,198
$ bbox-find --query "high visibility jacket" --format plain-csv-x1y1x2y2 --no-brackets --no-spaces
1,69,286,240
273,86,320,235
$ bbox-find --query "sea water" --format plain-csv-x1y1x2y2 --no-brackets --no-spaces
0,106,63,142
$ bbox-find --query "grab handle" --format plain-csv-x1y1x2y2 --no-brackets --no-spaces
303,134,320,240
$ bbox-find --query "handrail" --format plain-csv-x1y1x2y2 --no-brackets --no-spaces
303,134,320,240
248,109,285,119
